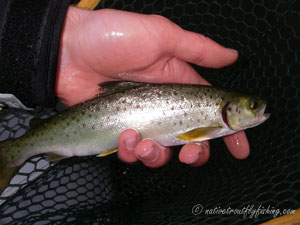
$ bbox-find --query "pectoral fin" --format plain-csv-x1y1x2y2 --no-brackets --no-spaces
97,147,118,157
176,126,222,141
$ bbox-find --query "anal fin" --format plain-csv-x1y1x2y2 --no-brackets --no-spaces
97,147,118,157
48,153,68,162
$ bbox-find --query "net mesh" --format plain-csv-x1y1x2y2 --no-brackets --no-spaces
0,0,299,224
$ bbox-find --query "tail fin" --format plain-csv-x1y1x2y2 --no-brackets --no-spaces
0,141,20,195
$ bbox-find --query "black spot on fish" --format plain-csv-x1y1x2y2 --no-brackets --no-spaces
171,107,174,110
173,91,178,96
50,137,53,141
73,130,77,134
66,134,69,138
88,114,92,118
228,107,232,111
81,111,85,116
179,120,183,125
82,123,86,128
216,102,219,106
206,103,209,107
122,99,126,103
184,112,187,117
221,97,225,101
197,119,200,123
67,122,70,126
92,125,96,130
136,105,140,109
210,95,213,99
116,106,120,111
181,96,185,101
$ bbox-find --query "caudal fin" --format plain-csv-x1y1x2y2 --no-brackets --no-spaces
0,141,20,195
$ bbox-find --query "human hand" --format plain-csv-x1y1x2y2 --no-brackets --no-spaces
56,6,249,167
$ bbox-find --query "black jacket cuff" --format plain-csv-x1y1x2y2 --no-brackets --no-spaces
0,0,73,108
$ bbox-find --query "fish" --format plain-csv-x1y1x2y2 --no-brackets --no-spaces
0,81,270,194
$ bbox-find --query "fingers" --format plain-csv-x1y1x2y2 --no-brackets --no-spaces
179,141,210,167
117,129,172,167
134,139,173,168
117,129,141,163
118,128,249,169
223,131,250,159
170,28,238,68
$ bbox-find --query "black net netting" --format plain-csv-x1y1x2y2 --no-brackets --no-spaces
0,0,299,224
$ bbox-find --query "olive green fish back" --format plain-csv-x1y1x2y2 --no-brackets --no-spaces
0,1,299,225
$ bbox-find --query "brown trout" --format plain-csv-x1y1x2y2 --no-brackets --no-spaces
0,82,270,193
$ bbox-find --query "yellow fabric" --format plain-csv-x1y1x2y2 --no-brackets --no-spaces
76,0,101,10
260,209,300,225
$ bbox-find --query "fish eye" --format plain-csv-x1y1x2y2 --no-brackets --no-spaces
249,100,258,110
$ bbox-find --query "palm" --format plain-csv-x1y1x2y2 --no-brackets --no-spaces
80,11,175,78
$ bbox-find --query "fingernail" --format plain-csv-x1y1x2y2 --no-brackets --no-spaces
137,145,159,162
187,146,203,164
227,48,238,54
124,137,137,151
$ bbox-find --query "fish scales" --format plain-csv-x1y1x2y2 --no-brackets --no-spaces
6,84,224,164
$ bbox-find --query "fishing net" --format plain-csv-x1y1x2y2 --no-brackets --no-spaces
0,0,299,224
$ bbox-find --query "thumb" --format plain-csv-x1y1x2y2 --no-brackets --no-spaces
167,27,238,68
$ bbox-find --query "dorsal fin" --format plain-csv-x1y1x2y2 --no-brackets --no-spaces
98,81,144,96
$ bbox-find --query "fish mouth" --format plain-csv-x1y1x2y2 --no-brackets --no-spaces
248,104,270,128
246,113,270,128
